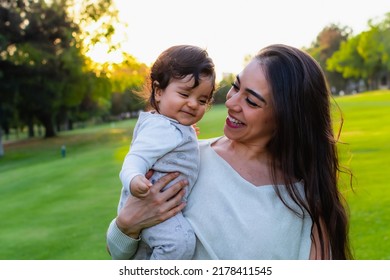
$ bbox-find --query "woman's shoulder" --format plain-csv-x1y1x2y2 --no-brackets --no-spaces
198,136,223,147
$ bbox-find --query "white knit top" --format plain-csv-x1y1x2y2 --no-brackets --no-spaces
183,138,312,259
106,137,312,260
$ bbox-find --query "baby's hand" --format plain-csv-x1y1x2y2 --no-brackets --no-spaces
130,175,152,199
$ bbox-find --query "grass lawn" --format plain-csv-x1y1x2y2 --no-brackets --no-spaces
0,90,389,259
334,90,390,259
0,120,138,260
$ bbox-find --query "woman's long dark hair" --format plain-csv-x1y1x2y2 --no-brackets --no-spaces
256,44,353,259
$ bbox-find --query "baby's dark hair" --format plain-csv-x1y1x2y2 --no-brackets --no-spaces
142,45,216,111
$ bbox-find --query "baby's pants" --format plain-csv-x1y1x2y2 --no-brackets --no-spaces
132,211,196,260
120,172,196,260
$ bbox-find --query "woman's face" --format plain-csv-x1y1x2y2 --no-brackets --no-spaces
224,59,276,148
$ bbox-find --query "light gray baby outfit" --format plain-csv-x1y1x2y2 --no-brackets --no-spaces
118,111,198,259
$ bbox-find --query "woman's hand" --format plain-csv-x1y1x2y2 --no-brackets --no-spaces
115,172,187,239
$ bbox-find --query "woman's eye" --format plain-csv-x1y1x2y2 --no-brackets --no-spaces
179,93,189,97
231,83,239,90
246,97,260,107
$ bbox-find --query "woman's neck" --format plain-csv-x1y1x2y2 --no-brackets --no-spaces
212,136,277,186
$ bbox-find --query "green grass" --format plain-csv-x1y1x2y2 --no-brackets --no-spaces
0,121,138,260
333,90,390,259
0,90,389,259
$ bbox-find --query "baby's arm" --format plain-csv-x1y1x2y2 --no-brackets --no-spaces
120,116,183,196
130,174,152,198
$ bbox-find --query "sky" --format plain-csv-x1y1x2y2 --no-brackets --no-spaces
90,0,390,80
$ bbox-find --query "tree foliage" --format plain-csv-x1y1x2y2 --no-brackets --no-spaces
327,34,365,79
1,0,80,137
213,73,235,104
0,0,119,138
305,23,351,93
109,53,149,117
327,13,390,90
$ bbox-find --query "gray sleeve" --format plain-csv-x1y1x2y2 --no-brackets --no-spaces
119,116,182,192
106,218,140,260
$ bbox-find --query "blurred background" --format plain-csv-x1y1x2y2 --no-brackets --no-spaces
0,0,389,260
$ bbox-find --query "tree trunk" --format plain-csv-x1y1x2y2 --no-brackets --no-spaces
68,119,73,130
27,119,35,138
37,113,56,138
0,128,4,157
43,120,56,138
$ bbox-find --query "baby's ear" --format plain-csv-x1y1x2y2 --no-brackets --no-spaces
153,81,162,100
153,81,160,89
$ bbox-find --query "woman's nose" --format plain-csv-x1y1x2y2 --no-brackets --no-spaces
226,88,234,100
225,90,240,110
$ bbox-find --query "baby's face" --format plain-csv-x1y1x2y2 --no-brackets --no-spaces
154,75,214,126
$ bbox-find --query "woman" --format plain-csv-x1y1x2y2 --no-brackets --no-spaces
106,44,353,260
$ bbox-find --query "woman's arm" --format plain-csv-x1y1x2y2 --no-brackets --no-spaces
106,172,187,259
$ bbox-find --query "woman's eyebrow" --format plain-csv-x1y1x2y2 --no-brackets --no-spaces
236,75,267,104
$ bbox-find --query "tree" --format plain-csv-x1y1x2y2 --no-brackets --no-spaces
357,27,384,89
70,0,120,55
213,73,235,104
109,54,149,116
305,24,351,93
0,127,3,157
0,105,5,156
379,13,390,72
327,13,390,91
327,34,365,79
0,0,120,137
361,13,390,88
0,0,82,137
